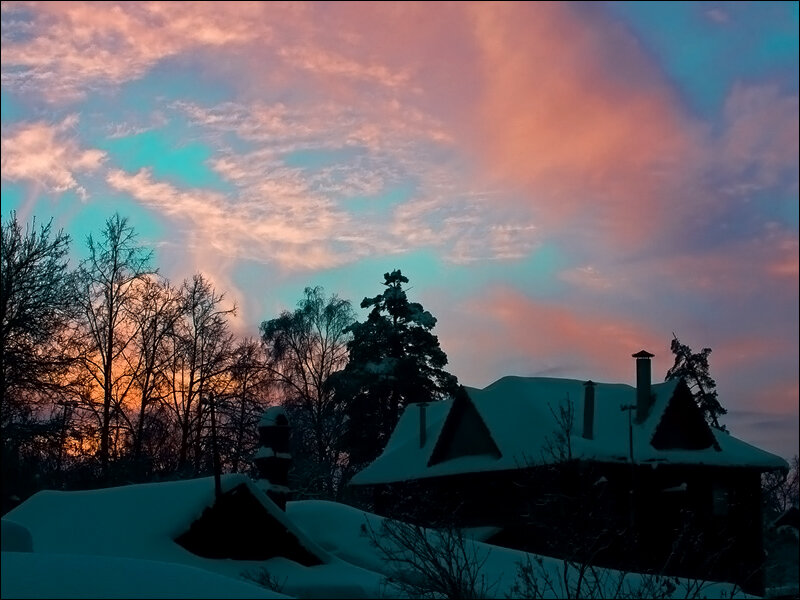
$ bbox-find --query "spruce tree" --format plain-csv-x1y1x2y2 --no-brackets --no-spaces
334,270,458,470
665,334,726,430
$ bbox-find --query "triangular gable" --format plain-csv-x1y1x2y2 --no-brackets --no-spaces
650,378,719,451
175,482,324,565
428,388,502,466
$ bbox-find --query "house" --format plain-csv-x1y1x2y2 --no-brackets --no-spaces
1,474,389,598
349,351,789,595
3,474,328,565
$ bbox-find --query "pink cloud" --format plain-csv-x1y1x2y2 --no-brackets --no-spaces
435,284,799,421
106,167,356,270
1,115,106,199
558,266,615,291
439,286,666,387
747,378,800,415
1,1,266,100
9,2,793,266
647,227,800,294
456,3,704,246
721,83,800,190
278,46,410,88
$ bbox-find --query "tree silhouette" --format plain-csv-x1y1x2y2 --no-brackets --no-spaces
260,286,355,497
1,211,77,427
333,270,458,471
75,214,154,479
665,334,726,430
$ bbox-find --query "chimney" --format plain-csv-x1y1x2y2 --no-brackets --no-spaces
254,406,292,510
419,402,429,447
632,350,655,422
583,380,595,439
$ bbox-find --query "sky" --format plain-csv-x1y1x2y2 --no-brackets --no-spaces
1,1,797,460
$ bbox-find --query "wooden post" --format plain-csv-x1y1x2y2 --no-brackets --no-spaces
209,393,222,500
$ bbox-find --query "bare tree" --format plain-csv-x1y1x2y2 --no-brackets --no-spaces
509,552,736,599
1,211,77,427
542,395,575,462
121,275,183,474
260,286,354,497
75,213,153,479
165,273,235,473
364,517,495,599
225,337,270,473
763,455,799,517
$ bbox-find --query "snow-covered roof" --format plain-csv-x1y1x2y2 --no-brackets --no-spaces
351,376,788,486
2,475,387,598
4,475,325,565
254,447,292,460
260,406,289,427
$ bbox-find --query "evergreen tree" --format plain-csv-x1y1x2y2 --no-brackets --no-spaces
665,334,726,430
333,270,458,470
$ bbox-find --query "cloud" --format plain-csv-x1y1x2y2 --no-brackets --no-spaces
456,3,706,249
439,285,666,386
1,1,265,100
647,227,800,296
720,83,799,192
176,98,538,264
705,8,731,24
278,46,410,88
106,167,356,270
559,266,614,291
9,2,793,263
1,115,106,199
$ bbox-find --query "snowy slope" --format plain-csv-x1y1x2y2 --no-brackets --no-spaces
1,551,286,599
287,499,752,599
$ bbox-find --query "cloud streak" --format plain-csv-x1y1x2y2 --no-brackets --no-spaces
1,115,106,199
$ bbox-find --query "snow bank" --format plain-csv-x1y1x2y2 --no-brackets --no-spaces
288,499,752,599
1,519,33,552
1,551,285,599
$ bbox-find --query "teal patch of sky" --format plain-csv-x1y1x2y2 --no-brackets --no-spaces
751,191,799,235
606,2,799,119
471,242,570,300
232,242,573,336
55,189,169,262
97,127,231,192
0,89,25,123
345,182,417,218
255,249,448,316
329,244,567,310
71,57,232,127
0,184,25,216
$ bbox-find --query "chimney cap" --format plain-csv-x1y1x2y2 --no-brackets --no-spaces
632,350,655,358
584,380,596,387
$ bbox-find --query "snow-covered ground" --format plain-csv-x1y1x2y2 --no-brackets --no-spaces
288,499,753,599
1,552,285,599
1,476,753,599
